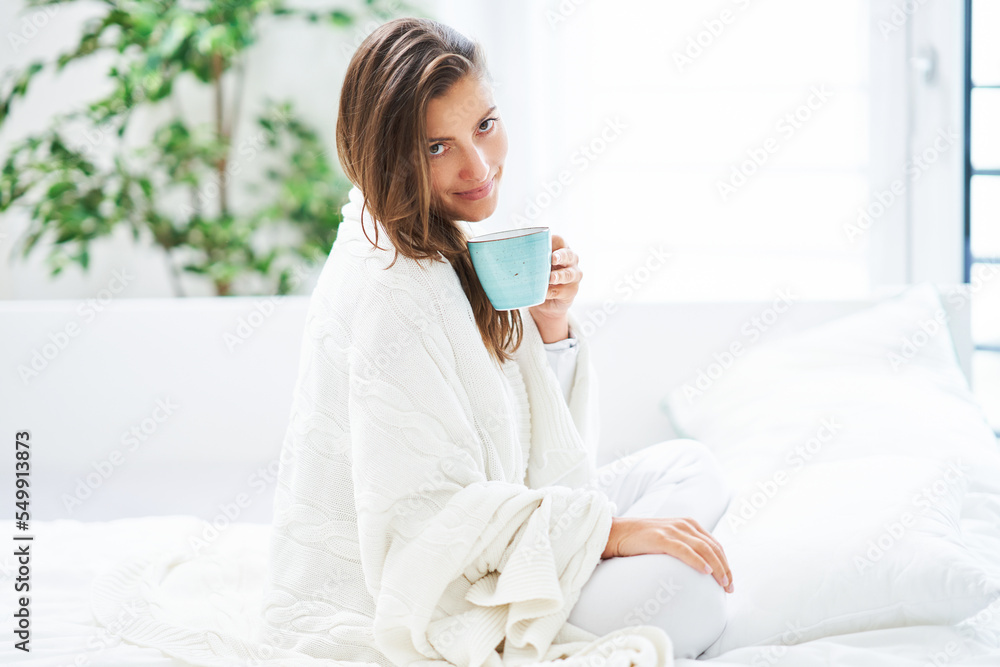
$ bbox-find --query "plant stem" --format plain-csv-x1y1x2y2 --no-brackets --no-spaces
229,57,247,149
190,184,200,218
212,51,228,218
164,249,185,298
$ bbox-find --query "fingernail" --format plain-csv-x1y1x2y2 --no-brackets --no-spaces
703,564,712,574
722,575,729,587
727,583,735,593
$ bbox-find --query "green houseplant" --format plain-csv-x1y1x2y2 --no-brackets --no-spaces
0,0,417,296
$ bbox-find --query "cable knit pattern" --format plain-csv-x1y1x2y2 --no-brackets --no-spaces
258,186,673,667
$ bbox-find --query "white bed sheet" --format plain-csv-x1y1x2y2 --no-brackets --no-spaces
2,503,1000,667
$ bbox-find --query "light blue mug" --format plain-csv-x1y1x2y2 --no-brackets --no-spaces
467,227,551,311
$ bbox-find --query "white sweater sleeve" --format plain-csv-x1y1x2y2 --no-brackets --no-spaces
543,333,579,404
348,279,615,666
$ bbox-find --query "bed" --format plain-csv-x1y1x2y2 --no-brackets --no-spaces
2,281,998,666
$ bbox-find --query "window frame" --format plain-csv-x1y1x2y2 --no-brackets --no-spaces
963,0,1000,435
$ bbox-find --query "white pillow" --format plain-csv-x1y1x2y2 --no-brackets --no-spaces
659,282,1000,658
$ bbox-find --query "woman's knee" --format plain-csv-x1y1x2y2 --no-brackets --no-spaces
645,554,729,659
594,552,729,659
653,440,733,517
567,551,728,650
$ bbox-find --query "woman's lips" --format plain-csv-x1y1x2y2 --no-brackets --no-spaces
454,176,494,201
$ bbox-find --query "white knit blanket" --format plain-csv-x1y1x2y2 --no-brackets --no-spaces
90,186,675,667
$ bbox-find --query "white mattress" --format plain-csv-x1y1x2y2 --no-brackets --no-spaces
2,499,1000,667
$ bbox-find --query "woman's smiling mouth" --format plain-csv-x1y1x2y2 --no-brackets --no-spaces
454,175,495,200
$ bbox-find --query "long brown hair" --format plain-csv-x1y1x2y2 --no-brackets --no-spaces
335,17,523,368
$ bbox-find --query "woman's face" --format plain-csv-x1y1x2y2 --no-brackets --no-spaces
425,74,508,223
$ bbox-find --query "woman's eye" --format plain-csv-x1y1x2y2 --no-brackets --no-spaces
429,143,444,156
479,118,497,133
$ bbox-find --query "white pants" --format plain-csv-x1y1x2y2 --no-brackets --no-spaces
567,439,734,660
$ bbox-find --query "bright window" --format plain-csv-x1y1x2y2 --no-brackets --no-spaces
966,0,1000,434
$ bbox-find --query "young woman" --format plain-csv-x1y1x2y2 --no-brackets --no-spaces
260,16,735,666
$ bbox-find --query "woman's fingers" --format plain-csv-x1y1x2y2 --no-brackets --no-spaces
683,519,733,590
681,519,730,571
614,516,734,592
552,247,578,268
692,535,731,590
700,530,733,589
667,520,732,591
549,266,582,285
665,539,719,580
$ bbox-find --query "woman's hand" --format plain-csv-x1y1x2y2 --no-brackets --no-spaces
602,516,735,593
528,234,580,322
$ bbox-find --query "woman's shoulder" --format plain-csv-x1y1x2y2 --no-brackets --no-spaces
338,188,458,274
337,232,451,289
310,188,467,320
313,230,461,324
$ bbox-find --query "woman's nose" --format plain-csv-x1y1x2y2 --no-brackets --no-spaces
459,146,490,183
